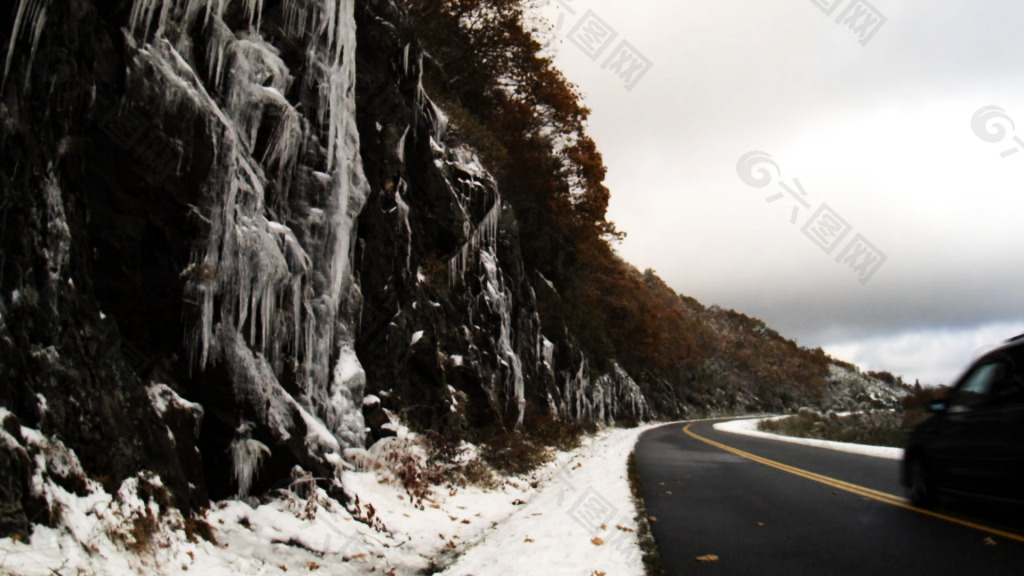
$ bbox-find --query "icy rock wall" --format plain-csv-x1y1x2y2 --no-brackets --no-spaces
351,1,546,434
120,0,370,491
551,338,648,425
351,1,650,433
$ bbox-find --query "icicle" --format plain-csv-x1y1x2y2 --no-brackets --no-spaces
478,251,525,427
231,421,270,497
2,0,50,94
243,0,265,30
128,0,173,42
395,182,412,273
448,194,502,287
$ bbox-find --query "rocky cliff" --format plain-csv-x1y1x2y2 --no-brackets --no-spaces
0,0,651,539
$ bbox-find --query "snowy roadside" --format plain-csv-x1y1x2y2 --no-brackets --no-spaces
438,424,657,576
0,424,656,576
714,416,904,460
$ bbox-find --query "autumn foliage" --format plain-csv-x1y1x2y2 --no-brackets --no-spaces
403,0,830,415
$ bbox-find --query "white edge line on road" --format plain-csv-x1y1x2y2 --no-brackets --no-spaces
713,416,904,461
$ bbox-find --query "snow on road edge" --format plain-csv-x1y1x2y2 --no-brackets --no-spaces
714,416,904,460
439,424,657,576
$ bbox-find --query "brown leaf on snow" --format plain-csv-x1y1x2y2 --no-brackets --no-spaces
591,537,604,546
696,554,720,563
616,525,635,532
524,537,534,543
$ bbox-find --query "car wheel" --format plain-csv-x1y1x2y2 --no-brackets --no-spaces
906,453,935,508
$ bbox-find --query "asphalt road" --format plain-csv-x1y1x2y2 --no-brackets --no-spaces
635,420,1024,575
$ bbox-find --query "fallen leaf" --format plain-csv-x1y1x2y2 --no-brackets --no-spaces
524,537,534,543
757,522,766,527
696,554,719,563
664,491,672,495
984,537,998,547
591,537,604,546
461,519,471,524
616,525,635,532
648,516,658,523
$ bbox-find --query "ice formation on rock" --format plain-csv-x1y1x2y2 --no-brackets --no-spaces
123,0,370,459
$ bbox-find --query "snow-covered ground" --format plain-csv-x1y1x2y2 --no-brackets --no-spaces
0,424,656,576
1,416,907,575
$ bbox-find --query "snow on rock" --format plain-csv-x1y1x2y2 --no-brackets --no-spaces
823,364,907,412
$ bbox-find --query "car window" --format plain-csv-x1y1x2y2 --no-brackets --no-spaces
948,361,1011,412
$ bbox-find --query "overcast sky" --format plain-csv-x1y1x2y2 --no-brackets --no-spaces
536,0,1024,386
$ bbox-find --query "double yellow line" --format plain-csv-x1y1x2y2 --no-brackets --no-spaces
683,423,1024,544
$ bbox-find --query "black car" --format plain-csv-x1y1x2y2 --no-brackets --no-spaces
901,335,1024,507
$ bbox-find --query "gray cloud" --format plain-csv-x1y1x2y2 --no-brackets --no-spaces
540,0,1024,385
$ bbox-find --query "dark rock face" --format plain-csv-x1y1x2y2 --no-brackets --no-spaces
352,0,649,441
0,0,649,539
1,0,208,537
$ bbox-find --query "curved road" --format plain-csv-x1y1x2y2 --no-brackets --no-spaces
635,420,1024,575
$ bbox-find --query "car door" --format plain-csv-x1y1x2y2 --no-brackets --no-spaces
935,356,1024,500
